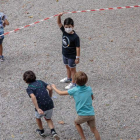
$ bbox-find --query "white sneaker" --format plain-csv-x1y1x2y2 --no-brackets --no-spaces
65,83,76,90
0,55,4,62
60,77,71,83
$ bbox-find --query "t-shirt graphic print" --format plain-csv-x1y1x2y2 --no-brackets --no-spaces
62,36,70,48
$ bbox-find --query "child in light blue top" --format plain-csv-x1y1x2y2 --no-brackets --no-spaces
68,85,95,116
52,71,100,140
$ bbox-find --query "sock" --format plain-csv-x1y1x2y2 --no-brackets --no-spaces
51,128,57,134
67,78,72,81
72,83,76,86
40,129,44,134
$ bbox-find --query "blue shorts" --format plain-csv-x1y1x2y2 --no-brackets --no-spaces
0,38,3,45
63,55,76,68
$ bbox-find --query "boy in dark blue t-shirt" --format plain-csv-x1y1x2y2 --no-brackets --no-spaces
57,13,80,90
23,71,60,140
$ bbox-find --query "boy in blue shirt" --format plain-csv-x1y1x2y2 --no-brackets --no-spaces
57,13,80,90
52,71,101,140
0,12,9,61
23,71,60,140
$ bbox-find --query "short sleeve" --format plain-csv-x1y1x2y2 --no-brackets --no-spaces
75,36,80,47
40,80,48,88
68,87,76,96
3,15,7,20
0,13,6,20
26,88,34,98
89,86,93,95
60,26,65,33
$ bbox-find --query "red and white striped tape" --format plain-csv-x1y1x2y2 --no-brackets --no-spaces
0,5,140,37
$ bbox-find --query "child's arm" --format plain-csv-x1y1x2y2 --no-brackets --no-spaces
51,84,69,95
75,47,80,64
92,95,94,100
47,85,53,97
3,19,9,27
57,13,63,28
2,15,9,27
30,93,44,114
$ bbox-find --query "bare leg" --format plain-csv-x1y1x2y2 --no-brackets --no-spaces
90,127,101,140
0,44,3,56
45,118,60,139
66,65,71,79
75,121,86,140
44,118,54,129
36,118,43,130
70,67,76,84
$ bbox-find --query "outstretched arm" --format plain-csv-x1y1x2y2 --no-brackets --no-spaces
51,84,69,95
57,13,63,28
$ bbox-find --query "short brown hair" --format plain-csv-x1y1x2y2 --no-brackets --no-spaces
23,71,36,83
74,71,88,86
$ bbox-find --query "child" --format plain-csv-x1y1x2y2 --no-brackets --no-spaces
0,12,9,61
23,71,60,140
52,71,101,140
57,13,80,90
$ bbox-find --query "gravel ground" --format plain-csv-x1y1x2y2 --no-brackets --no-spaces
0,0,140,140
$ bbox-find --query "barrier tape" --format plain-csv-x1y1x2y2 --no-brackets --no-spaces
0,5,140,37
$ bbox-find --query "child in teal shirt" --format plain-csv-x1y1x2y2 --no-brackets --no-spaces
52,71,101,140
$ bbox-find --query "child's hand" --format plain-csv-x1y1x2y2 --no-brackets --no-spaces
75,58,80,64
58,13,64,16
51,84,56,89
3,22,6,27
37,109,44,115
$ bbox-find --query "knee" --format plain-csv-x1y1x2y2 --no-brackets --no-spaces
44,117,51,121
90,127,96,132
66,65,70,69
36,118,41,122
70,68,76,72
74,121,78,125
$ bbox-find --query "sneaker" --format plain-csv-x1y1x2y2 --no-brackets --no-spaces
52,131,60,140
60,77,71,83
36,129,46,137
65,83,76,90
53,134,60,140
0,55,4,62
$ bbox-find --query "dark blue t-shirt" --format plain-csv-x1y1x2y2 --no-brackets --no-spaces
60,26,80,59
26,80,54,111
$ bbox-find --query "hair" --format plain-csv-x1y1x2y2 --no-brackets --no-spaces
74,71,88,86
64,17,74,26
23,71,36,83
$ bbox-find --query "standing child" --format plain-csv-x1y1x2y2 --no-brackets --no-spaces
57,13,80,89
23,71,60,140
52,71,101,140
0,12,9,61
